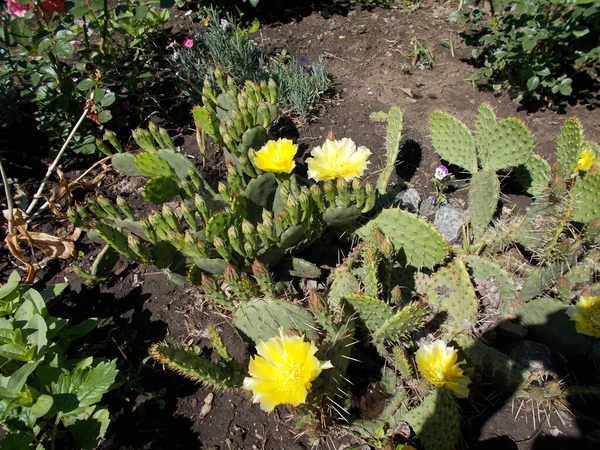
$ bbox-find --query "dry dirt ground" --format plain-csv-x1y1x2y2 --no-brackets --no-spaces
6,3,599,450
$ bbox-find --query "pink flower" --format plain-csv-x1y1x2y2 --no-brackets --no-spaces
7,0,65,18
182,37,194,49
7,0,30,17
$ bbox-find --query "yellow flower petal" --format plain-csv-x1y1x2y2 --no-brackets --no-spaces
567,296,600,338
253,138,297,174
242,332,333,412
416,340,471,398
573,149,596,174
306,138,371,181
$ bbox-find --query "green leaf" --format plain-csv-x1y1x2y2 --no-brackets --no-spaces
572,25,589,38
97,110,112,124
66,407,111,450
14,299,35,326
100,92,116,107
23,314,48,358
527,76,540,91
0,343,34,362
31,394,54,418
39,283,68,302
559,84,572,96
70,5,90,17
0,271,21,300
1,362,40,399
522,37,537,51
52,41,74,59
23,289,47,317
66,318,100,339
77,79,95,91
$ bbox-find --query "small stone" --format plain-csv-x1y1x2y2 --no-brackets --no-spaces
397,188,421,213
433,205,464,242
509,340,552,374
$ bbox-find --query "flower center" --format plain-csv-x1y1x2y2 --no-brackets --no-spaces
587,302,600,331
277,362,303,389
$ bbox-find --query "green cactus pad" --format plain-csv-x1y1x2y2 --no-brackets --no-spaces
243,173,277,222
142,176,180,204
515,153,551,196
464,255,517,314
344,294,393,335
516,297,595,355
192,105,221,143
376,106,404,194
205,212,234,243
157,150,196,180
194,258,227,274
151,241,178,269
475,103,497,142
234,298,318,344
556,118,584,179
91,245,120,278
240,126,268,153
112,153,142,176
149,342,243,390
323,205,363,227
357,209,449,268
405,389,460,450
572,172,600,224
479,118,533,172
468,171,500,238
518,260,569,302
430,111,477,174
215,93,237,122
423,259,479,335
373,302,429,343
280,257,321,278
327,267,361,321
279,222,309,249
134,152,174,178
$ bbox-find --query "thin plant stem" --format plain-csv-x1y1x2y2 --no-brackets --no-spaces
25,103,91,217
27,155,111,223
0,159,14,234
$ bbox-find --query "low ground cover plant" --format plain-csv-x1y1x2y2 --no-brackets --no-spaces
0,272,118,449
461,0,600,105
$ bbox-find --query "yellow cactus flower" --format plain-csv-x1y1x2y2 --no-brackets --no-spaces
306,138,371,181
415,340,471,398
242,332,333,412
573,149,596,174
253,138,297,174
567,296,600,338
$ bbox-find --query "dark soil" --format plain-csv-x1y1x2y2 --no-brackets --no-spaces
3,3,600,450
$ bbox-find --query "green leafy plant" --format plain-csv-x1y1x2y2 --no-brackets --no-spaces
0,271,118,449
1,0,171,154
173,8,331,117
462,0,600,104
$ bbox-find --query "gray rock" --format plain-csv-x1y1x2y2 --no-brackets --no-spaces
433,205,464,242
509,340,552,374
396,188,421,213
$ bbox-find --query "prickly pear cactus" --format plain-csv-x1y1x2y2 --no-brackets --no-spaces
357,209,449,268
376,106,404,194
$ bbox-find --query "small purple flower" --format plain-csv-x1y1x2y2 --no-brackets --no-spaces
434,165,449,180
166,40,177,50
428,195,437,205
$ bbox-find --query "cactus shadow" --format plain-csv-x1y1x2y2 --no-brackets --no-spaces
450,314,597,449
395,139,422,184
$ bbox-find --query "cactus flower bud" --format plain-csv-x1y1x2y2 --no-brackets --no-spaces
194,193,209,224
202,77,218,104
96,195,121,219
161,205,180,232
257,103,270,128
223,264,241,285
227,226,246,257
218,182,231,203
324,180,337,205
242,220,258,251
381,237,394,257
390,285,402,304
188,167,203,191
132,128,157,153
159,126,176,151
308,290,325,312
267,78,278,103
214,70,226,92
128,234,151,262
141,218,158,243
201,273,219,293
116,196,135,220
550,173,564,192
213,236,231,260
76,204,91,221
87,200,109,219
239,155,257,178
67,208,83,228
148,122,166,149
103,129,123,153
363,183,376,213
298,187,312,222
336,178,351,207
226,76,238,98
286,194,300,225
309,184,325,211
353,178,366,209
244,241,257,258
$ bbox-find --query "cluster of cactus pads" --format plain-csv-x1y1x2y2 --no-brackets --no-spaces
70,93,600,449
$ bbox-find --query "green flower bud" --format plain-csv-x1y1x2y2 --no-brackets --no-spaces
286,194,300,225
267,78,278,103
67,208,84,228
214,70,226,92
148,122,165,149
158,126,176,151
141,218,158,243
239,155,257,178
213,236,231,260
95,138,113,156
218,182,231,203
336,178,351,207
181,203,198,232
324,180,337,205
363,183,376,213
76,204,91,221
228,226,246,257
116,196,135,220
194,193,209,224
309,184,325,211
202,77,218,104
96,195,121,219
103,129,123,153
223,264,241,286
161,205,180,232
132,128,157,153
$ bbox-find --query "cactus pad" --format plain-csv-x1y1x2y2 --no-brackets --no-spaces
142,176,180,204
479,118,533,172
468,171,500,238
515,153,551,196
344,294,392,335
405,389,460,450
149,342,243,390
556,118,584,179
464,255,517,314
376,106,404,194
323,205,363,227
430,111,477,174
134,152,174,178
572,172,600,224
194,258,227,274
422,259,479,336
112,153,142,176
234,298,318,343
357,209,449,268
157,150,195,180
